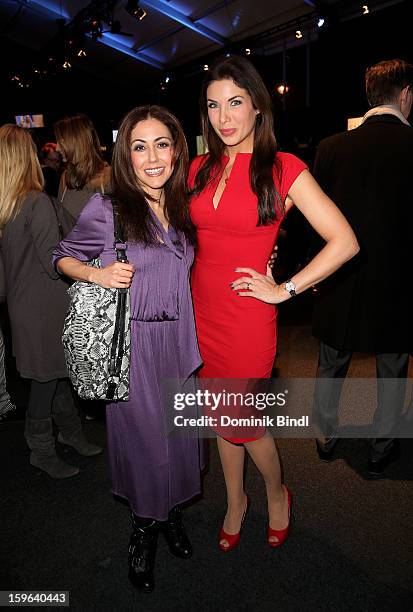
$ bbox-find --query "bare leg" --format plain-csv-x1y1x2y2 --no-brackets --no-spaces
245,434,288,543
217,437,247,549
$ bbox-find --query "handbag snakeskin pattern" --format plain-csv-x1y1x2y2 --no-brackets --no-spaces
62,202,131,401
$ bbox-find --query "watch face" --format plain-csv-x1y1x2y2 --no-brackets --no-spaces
285,281,296,294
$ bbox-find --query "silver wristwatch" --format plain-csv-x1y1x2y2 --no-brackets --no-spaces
284,279,296,297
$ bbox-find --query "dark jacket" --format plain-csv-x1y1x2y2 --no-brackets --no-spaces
0,256,5,304
312,114,413,353
0,191,69,381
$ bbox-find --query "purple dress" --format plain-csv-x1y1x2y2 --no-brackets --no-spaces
53,193,204,520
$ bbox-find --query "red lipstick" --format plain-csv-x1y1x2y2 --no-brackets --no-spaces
219,128,236,137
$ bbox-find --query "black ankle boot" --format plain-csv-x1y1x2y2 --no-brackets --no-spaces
128,515,160,593
162,505,193,559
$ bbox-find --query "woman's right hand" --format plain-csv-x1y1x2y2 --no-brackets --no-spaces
90,261,135,289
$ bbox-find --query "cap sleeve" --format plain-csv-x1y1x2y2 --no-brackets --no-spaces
52,193,110,267
274,152,308,202
188,155,208,190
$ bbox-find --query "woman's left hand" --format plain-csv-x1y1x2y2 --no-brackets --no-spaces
231,267,287,304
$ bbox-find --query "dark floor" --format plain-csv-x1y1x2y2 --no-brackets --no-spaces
1,304,413,611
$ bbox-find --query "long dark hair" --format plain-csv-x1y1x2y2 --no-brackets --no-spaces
54,114,105,189
111,105,195,245
194,55,283,224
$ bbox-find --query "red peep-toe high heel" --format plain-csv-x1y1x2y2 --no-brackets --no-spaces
267,486,292,548
219,494,249,552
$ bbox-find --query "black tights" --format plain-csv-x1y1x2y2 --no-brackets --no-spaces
27,379,72,420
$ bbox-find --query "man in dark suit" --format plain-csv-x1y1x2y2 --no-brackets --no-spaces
312,59,413,475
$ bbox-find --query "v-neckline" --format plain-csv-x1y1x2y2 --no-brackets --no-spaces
148,207,185,258
148,202,169,233
211,153,251,211
148,207,169,246
212,155,235,211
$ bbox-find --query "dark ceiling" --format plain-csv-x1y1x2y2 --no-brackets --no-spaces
0,0,410,151
0,0,406,87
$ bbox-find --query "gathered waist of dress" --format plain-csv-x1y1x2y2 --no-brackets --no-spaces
194,256,267,271
130,313,179,322
195,229,278,269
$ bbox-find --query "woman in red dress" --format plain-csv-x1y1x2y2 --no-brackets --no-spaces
189,56,359,551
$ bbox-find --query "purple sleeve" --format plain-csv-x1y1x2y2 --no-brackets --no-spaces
52,193,109,266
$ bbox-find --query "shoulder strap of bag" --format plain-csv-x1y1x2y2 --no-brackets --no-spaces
48,194,64,241
60,186,67,205
59,171,67,203
112,201,128,264
107,200,129,399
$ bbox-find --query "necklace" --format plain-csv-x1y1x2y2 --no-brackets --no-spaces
149,188,163,209
223,161,233,184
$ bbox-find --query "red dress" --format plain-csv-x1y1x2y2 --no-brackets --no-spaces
189,152,307,441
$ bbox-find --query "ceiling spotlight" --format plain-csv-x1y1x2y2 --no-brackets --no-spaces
317,17,325,27
88,18,103,40
295,30,303,39
245,48,251,55
160,73,172,89
126,0,148,21
276,83,290,96
63,60,72,69
362,4,369,14
77,49,87,57
136,8,147,20
203,64,209,71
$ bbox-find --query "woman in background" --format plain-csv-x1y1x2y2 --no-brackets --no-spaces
54,113,111,236
39,141,62,198
189,56,359,551
0,124,101,478
54,114,111,421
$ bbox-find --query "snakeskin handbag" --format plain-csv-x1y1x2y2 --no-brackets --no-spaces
62,204,131,401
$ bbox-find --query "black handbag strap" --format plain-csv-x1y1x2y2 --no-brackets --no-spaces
112,202,128,264
48,194,64,241
107,200,129,400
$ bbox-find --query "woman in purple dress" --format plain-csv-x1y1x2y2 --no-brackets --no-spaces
53,106,204,593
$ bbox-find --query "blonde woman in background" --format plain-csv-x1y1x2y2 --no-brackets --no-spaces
0,124,101,478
